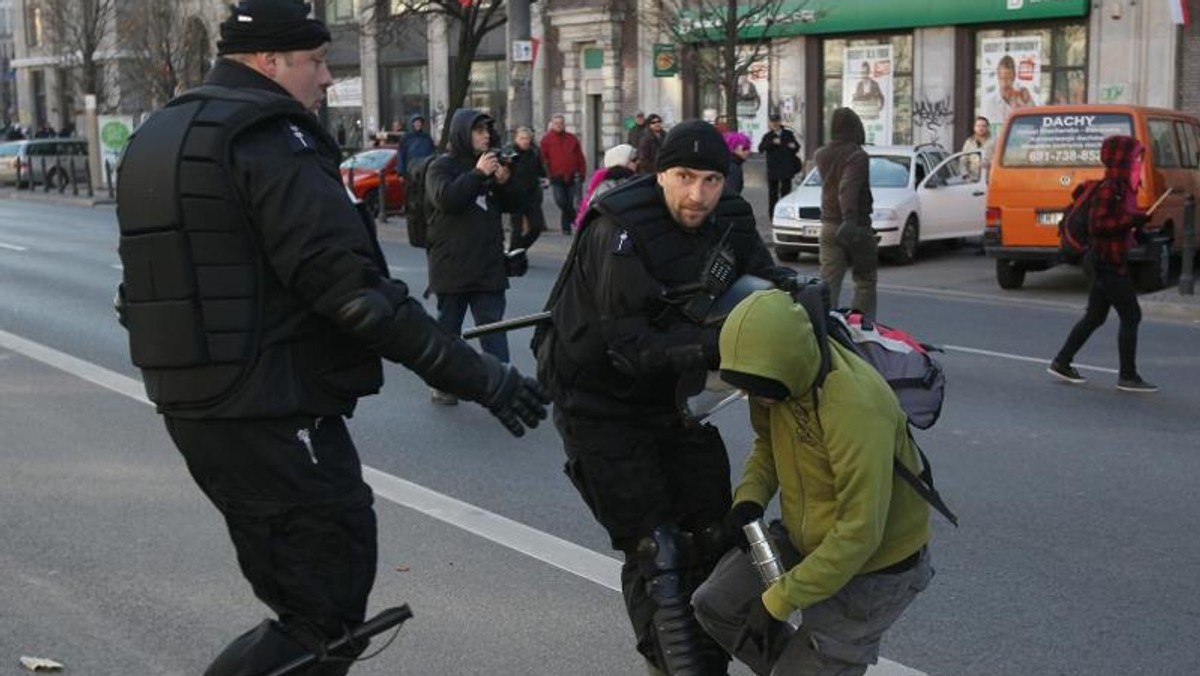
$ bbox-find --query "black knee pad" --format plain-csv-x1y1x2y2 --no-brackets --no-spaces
636,524,690,604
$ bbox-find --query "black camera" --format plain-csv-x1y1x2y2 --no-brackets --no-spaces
492,145,519,166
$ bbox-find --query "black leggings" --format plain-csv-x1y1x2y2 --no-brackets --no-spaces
1055,265,1142,379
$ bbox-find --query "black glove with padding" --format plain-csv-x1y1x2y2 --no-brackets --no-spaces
479,354,551,437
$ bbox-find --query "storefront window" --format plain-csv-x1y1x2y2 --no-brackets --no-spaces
324,0,356,25
973,23,1087,134
822,34,914,146
465,60,508,125
382,64,429,134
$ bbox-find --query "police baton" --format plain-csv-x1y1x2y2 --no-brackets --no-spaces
462,311,552,339
261,605,413,676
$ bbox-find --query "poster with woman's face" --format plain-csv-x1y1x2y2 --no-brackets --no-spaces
842,44,894,145
979,36,1042,133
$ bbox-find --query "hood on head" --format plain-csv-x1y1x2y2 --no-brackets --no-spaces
1100,134,1144,182
408,113,426,128
831,107,865,145
449,108,495,157
719,289,821,400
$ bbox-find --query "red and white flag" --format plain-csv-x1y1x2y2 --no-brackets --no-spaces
1168,0,1190,25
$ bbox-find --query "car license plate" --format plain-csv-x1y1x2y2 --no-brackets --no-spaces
803,225,821,238
1037,211,1063,226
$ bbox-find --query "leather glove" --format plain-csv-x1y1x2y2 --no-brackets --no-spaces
735,597,792,664
835,219,875,253
482,360,551,437
723,501,765,552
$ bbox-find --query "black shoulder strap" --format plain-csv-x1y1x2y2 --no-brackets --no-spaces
895,433,959,527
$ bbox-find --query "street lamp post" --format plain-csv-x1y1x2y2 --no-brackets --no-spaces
507,0,533,135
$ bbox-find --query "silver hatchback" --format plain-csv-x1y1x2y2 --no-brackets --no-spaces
0,138,90,188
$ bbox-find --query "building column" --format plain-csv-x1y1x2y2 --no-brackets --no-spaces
359,9,380,140
428,13,450,145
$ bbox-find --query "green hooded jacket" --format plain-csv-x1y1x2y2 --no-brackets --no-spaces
719,289,931,618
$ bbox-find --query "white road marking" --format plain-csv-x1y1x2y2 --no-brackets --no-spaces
942,344,1119,374
0,328,924,676
0,241,27,251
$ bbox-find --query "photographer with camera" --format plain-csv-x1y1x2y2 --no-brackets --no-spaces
425,109,521,405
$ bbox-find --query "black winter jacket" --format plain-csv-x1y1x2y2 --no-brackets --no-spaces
758,126,802,180
425,109,518,294
541,175,777,419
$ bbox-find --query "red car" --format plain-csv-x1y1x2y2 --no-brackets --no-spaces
340,146,407,215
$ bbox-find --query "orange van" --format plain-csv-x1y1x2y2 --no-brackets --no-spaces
984,104,1200,291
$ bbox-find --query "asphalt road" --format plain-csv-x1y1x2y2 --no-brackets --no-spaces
1,197,1198,676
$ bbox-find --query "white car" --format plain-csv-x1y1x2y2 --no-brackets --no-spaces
771,144,987,264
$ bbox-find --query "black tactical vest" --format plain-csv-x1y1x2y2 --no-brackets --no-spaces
540,176,766,405
116,86,330,410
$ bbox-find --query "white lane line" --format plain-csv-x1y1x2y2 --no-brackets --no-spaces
942,344,1119,375
0,328,922,675
881,282,1080,310
0,327,619,589
0,241,28,251
365,467,620,590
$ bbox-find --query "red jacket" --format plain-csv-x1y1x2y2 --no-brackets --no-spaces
1085,135,1147,274
540,130,587,182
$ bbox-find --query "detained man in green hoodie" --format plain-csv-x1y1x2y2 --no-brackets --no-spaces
692,289,932,676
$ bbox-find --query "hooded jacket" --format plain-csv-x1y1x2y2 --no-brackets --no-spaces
813,108,873,226
719,290,930,617
398,114,435,174
1080,135,1147,273
425,109,516,294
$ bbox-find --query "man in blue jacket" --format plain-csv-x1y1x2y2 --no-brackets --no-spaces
398,113,434,176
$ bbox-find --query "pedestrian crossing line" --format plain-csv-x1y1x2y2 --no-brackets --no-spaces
0,327,925,676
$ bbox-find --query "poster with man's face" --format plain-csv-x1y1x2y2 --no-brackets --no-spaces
843,45,893,145
978,36,1042,133
736,55,770,149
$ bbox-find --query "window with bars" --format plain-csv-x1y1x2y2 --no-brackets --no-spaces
821,34,915,145
972,23,1087,132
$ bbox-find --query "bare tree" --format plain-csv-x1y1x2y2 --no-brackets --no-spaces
658,0,818,130
119,0,214,110
40,0,120,113
360,0,507,148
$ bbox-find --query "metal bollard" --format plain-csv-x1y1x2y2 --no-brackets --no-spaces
69,156,78,196
40,155,49,192
15,156,23,189
377,168,387,222
56,160,66,193
105,160,114,199
1181,194,1195,296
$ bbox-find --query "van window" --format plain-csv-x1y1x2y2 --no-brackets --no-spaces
1147,119,1181,168
0,143,19,158
1001,113,1133,167
1173,121,1197,169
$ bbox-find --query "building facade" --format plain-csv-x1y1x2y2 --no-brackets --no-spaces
6,0,1193,166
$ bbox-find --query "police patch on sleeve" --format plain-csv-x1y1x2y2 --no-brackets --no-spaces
283,121,316,154
612,229,635,256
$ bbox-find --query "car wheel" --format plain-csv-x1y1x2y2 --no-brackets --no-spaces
1133,239,1171,292
995,259,1026,290
893,217,919,265
362,188,380,217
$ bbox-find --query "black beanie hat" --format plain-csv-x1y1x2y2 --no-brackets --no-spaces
719,369,791,401
217,0,332,56
656,120,730,176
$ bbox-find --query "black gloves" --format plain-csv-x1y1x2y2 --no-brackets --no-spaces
735,598,792,664
481,360,551,437
723,501,765,552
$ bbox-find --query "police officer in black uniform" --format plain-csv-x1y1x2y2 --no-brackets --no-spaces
535,121,783,675
114,2,547,674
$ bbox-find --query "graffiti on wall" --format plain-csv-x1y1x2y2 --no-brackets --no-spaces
911,95,953,146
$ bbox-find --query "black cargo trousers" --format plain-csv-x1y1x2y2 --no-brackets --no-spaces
166,414,376,676
555,409,733,673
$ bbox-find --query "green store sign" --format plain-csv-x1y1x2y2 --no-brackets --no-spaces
680,0,1088,41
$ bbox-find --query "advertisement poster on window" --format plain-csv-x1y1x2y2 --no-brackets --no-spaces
842,45,893,145
736,56,770,148
979,36,1042,132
